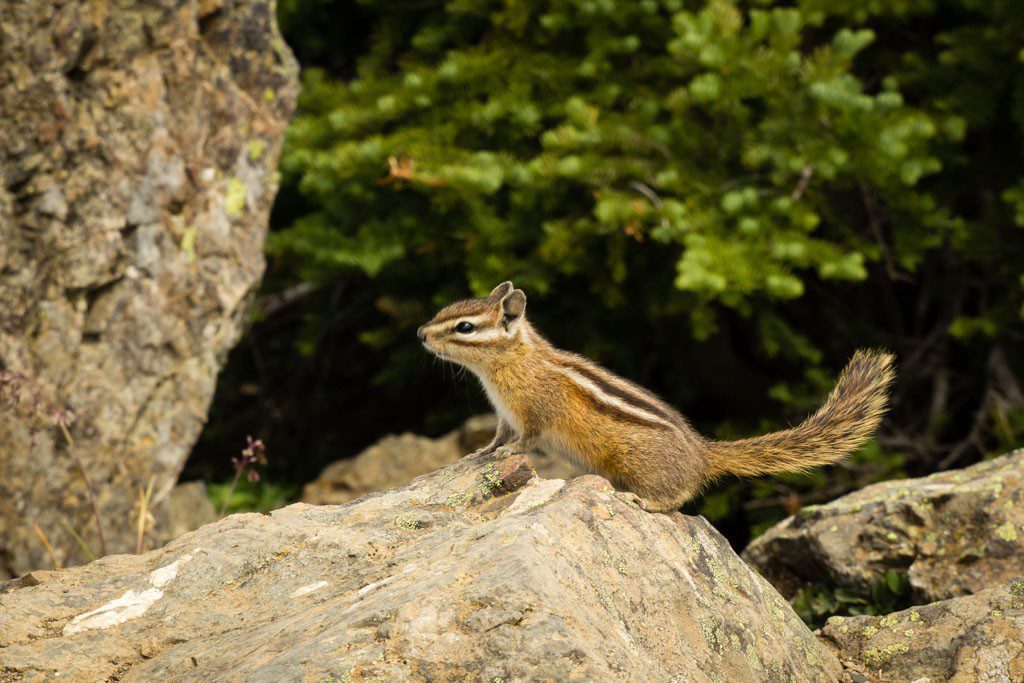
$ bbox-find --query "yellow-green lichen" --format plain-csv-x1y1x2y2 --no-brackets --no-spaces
863,642,909,666
263,87,276,102
247,139,267,161
477,465,504,496
995,522,1018,542
181,225,197,262
392,514,424,531
225,177,247,217
908,609,921,622
698,615,718,648
599,589,620,619
861,625,878,637
886,532,899,542
879,615,898,628
444,492,472,508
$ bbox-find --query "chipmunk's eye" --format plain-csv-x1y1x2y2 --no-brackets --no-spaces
454,321,476,334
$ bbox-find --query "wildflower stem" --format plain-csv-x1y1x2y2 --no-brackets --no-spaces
59,422,108,557
136,476,155,554
61,521,96,562
32,523,61,569
218,468,244,519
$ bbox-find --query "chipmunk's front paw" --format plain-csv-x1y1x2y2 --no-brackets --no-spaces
495,442,534,457
614,491,648,510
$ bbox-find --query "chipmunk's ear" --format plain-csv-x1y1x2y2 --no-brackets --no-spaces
500,289,527,329
489,281,514,299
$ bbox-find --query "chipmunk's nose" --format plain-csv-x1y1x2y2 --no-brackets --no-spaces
417,325,427,342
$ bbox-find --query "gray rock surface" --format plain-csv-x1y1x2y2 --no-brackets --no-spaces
0,448,840,682
153,481,218,549
819,578,1024,682
743,449,1024,603
302,413,585,505
0,0,298,576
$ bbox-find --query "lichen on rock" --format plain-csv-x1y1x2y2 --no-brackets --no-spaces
743,449,1024,603
0,449,841,681
0,0,299,576
819,579,1024,681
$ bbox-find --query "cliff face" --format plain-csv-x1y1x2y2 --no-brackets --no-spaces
0,0,299,576
0,448,842,681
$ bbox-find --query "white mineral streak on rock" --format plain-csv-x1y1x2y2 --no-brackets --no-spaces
503,478,565,516
63,588,165,635
63,552,198,635
290,581,329,598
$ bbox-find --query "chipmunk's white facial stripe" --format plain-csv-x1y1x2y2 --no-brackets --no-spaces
421,314,490,337
451,327,503,343
453,315,490,328
554,366,680,432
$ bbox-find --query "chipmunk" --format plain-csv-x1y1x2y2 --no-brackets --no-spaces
418,282,895,512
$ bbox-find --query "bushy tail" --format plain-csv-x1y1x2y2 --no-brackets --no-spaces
708,349,896,478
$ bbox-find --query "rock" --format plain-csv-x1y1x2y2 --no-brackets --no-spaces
153,482,217,548
302,414,584,505
0,0,299,575
0,449,840,681
743,449,1024,603
818,578,1024,682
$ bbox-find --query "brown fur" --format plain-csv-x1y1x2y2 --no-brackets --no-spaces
418,282,896,513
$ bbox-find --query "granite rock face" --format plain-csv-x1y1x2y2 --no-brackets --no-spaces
819,578,1024,682
743,449,1024,603
302,413,585,506
0,448,840,682
0,0,298,575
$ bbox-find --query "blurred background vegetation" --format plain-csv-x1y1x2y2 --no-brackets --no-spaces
187,0,1024,551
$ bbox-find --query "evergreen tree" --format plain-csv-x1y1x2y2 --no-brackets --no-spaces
198,0,1024,544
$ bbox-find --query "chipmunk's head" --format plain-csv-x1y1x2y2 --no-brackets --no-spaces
418,281,528,369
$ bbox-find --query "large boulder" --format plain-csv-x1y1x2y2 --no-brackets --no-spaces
302,413,584,505
0,448,840,681
743,449,1024,603
0,0,298,575
818,578,1024,682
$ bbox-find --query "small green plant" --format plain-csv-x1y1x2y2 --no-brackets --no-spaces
216,436,269,518
792,570,912,628
208,478,295,516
